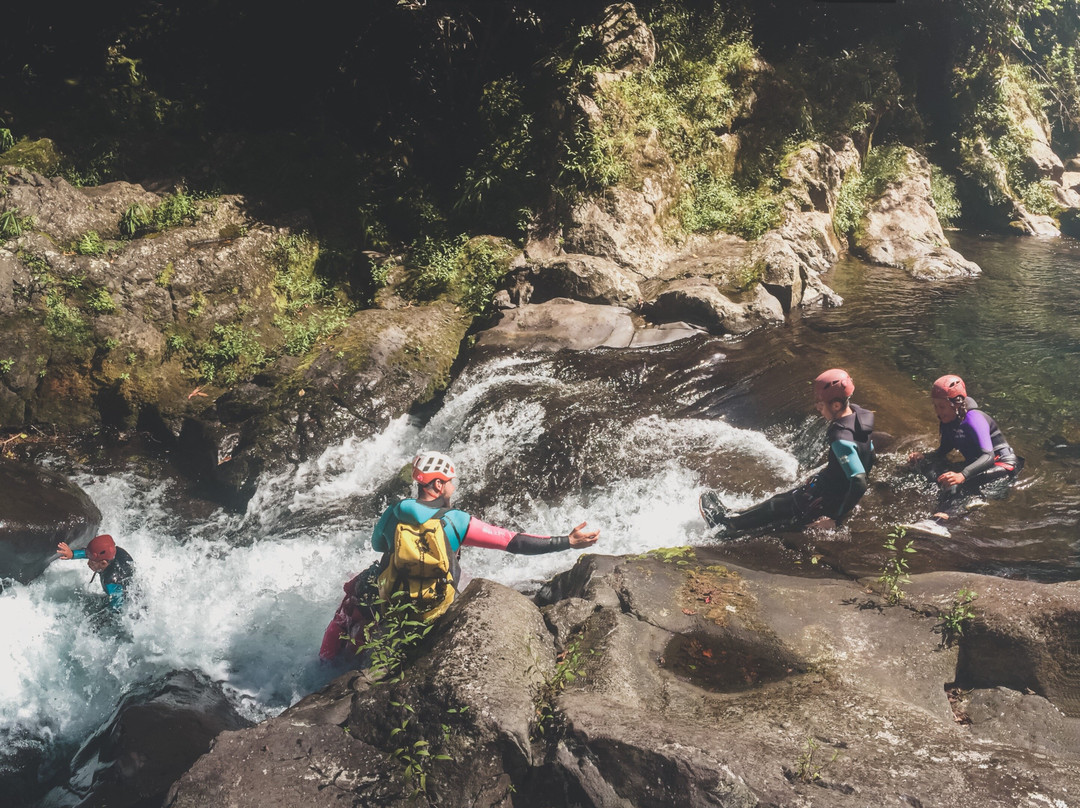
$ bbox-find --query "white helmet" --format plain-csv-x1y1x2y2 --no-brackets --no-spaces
412,451,456,485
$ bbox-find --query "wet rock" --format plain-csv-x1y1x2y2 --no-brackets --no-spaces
164,554,1080,807
475,298,636,351
502,254,642,308
0,458,100,584
853,148,983,278
646,277,784,335
46,669,252,808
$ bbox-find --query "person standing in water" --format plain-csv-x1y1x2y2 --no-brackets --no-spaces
56,534,135,611
699,368,875,535
320,451,601,662
908,374,1021,520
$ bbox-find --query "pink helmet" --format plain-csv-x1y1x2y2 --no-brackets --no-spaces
87,534,116,562
931,374,967,401
412,451,456,485
813,368,854,403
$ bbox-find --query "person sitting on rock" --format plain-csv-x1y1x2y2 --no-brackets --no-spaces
907,374,1022,520
56,534,135,611
700,368,875,536
320,450,601,662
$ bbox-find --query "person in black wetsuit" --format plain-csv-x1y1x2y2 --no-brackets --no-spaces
700,368,875,535
56,534,135,611
908,374,1022,520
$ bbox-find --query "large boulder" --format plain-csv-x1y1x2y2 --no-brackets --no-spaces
0,458,100,584
165,553,1080,807
475,298,636,351
646,277,783,335
46,670,252,808
853,148,983,279
501,253,642,308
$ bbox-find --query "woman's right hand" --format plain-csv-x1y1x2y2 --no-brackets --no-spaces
56,542,73,560
568,522,600,548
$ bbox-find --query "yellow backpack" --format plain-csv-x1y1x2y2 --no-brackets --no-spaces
377,508,458,621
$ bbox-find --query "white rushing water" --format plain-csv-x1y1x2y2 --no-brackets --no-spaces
0,353,801,779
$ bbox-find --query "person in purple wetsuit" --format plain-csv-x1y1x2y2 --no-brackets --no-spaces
320,450,600,662
908,374,1022,520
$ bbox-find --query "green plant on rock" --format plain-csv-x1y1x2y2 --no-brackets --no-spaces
676,171,781,241
0,127,14,153
877,526,916,605
930,165,963,227
1021,180,1063,216
119,202,152,237
532,631,594,738
458,238,516,316
275,307,350,356
72,230,108,256
833,145,913,240
1,207,33,241
86,287,117,314
196,323,266,384
937,588,978,647
405,234,469,301
44,288,89,342
385,700,463,798
353,591,436,683
794,735,840,784
152,189,198,230
0,358,14,375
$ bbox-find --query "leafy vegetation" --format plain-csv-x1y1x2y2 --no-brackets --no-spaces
833,146,913,239
72,230,109,256
86,287,117,314
793,735,841,784
195,323,267,385
877,526,916,605
936,588,978,647
532,631,594,738
386,700,464,798
0,208,33,241
930,165,963,227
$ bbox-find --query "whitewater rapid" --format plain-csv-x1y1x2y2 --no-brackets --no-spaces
0,352,802,785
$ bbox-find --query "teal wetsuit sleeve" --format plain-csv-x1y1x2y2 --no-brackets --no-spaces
104,582,124,610
72,549,87,560
830,439,868,522
371,505,398,553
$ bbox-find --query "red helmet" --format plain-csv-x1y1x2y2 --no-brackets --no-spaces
412,451,456,485
931,374,967,400
87,534,116,562
813,368,854,403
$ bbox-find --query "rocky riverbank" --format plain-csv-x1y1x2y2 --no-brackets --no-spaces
157,550,1080,808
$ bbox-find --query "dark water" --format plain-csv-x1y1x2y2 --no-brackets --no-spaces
701,231,1080,581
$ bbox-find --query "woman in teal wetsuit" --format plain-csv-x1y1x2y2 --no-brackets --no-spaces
319,451,600,662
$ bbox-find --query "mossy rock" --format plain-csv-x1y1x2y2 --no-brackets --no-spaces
0,138,62,176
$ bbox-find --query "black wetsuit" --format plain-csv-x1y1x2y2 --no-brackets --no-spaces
726,404,876,533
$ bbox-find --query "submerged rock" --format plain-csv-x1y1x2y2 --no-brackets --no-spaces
0,458,100,584
46,669,252,808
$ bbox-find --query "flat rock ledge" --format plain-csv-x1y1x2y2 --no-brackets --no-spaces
166,551,1080,808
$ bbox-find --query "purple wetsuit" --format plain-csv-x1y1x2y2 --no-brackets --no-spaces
932,397,1017,482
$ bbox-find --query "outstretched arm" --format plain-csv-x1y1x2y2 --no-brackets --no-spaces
463,518,600,554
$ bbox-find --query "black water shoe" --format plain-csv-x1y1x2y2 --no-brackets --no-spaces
698,489,732,530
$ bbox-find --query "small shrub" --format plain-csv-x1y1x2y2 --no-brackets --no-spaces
119,202,152,237
532,632,594,738
0,127,14,152
794,736,840,784
0,358,14,374
877,526,916,605
458,238,516,316
930,166,963,227
152,189,198,230
44,289,89,342
275,307,349,356
196,323,266,384
354,592,435,682
834,146,912,239
937,588,978,647
1021,180,1063,216
0,208,33,241
405,235,468,301
156,262,174,287
72,230,108,256
86,287,117,314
